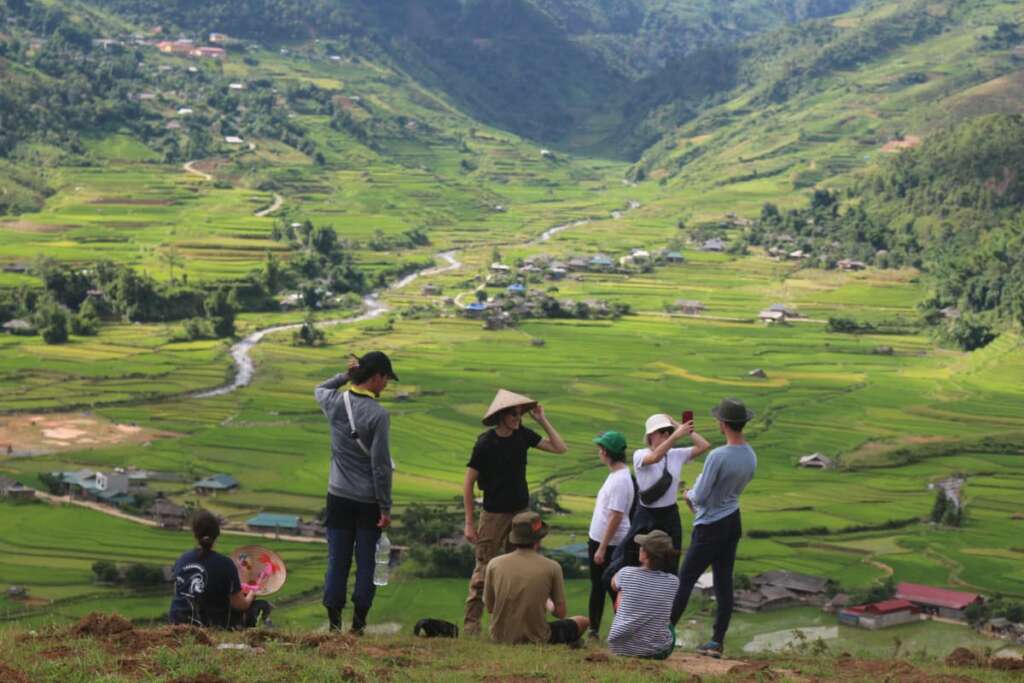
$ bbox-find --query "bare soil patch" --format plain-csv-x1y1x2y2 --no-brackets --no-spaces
72,612,133,637
0,663,32,683
166,675,232,683
881,135,922,152
0,412,178,456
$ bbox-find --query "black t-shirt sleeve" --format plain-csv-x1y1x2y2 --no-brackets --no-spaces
466,433,487,471
522,426,542,449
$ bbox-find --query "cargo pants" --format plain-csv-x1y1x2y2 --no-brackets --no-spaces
463,509,523,632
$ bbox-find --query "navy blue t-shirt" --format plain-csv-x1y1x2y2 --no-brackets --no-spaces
168,548,241,627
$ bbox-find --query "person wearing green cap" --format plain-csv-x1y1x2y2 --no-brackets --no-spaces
586,431,635,640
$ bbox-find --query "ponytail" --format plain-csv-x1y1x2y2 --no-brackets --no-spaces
191,510,220,559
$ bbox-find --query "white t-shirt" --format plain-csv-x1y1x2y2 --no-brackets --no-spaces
588,468,634,546
633,446,695,509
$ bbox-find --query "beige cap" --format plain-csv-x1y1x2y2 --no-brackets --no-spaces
482,389,537,426
644,413,675,436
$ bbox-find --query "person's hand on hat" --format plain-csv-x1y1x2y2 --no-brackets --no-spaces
529,403,547,423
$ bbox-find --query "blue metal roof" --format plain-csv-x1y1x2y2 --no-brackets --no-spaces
465,302,487,311
193,474,239,489
506,283,526,293
246,513,300,528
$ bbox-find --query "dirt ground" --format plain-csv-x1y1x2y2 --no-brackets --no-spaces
0,412,178,456
881,135,922,152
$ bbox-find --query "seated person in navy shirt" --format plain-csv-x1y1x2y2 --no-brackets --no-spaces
169,510,272,628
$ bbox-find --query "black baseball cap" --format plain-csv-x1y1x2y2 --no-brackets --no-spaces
358,351,399,381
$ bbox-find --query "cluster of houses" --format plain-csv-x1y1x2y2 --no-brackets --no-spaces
155,33,231,60
490,248,685,282
245,512,324,538
837,583,986,630
735,571,835,612
460,283,627,330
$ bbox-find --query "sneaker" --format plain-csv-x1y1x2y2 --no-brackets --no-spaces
326,607,342,632
697,640,723,658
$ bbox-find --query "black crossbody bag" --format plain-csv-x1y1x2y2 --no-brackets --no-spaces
638,454,673,506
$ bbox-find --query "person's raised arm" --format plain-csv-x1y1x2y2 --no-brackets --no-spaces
314,371,349,414
463,468,479,543
369,412,393,528
639,420,692,466
686,430,711,462
530,404,567,454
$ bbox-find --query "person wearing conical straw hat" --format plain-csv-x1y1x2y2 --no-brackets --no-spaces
462,389,568,635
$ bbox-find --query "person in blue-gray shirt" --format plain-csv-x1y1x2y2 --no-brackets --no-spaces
670,398,757,659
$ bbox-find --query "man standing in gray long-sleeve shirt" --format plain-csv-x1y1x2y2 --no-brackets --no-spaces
671,398,757,659
315,350,398,634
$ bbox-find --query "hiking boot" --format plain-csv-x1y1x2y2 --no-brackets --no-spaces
697,640,723,658
351,605,369,635
326,607,342,632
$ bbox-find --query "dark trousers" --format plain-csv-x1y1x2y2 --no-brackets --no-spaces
586,539,617,633
603,502,683,590
323,496,381,614
670,510,742,645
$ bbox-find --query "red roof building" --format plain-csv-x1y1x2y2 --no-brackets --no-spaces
839,599,919,630
894,582,982,620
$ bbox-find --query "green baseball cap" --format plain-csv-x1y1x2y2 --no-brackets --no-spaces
592,431,627,457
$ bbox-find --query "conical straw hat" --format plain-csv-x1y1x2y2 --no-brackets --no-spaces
230,545,287,596
482,389,537,426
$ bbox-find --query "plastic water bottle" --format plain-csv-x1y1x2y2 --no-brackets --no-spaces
373,532,391,587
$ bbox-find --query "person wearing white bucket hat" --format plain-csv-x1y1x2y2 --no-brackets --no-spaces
602,411,709,588
461,389,568,635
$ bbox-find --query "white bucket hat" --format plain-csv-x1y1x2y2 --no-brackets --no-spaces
482,389,537,426
644,413,675,436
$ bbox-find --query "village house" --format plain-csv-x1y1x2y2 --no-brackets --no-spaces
674,300,705,315
735,584,801,612
228,82,245,90
894,582,983,622
799,453,834,469
463,302,487,318
839,599,920,630
489,263,511,274
838,259,867,271
166,121,182,131
940,306,961,320
193,473,239,496
156,39,194,55
566,257,588,271
660,250,685,264
547,266,567,280
748,368,767,378
701,238,726,252
1,262,29,273
823,593,851,614
983,617,1022,639
6,586,28,599
2,319,36,335
192,46,226,59
759,309,787,324
752,571,833,604
0,477,35,500
506,283,526,296
53,469,99,497
589,254,614,269
421,283,442,296
177,107,194,116
208,32,229,43
224,135,244,145
769,303,800,318
246,513,300,535
150,497,187,530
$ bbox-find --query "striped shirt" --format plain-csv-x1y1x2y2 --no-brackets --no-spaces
608,566,679,657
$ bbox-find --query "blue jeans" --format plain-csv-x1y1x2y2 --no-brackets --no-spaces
322,495,381,613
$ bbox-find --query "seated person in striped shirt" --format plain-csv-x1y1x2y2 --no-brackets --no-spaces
607,530,680,659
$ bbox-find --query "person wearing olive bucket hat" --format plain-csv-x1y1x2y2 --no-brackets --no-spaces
462,389,568,635
483,511,589,645
670,398,758,660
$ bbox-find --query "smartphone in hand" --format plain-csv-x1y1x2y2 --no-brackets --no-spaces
682,410,694,425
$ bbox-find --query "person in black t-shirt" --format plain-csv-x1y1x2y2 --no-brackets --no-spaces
462,389,568,635
169,510,272,629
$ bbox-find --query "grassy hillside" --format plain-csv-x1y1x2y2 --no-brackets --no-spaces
1,0,1024,661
